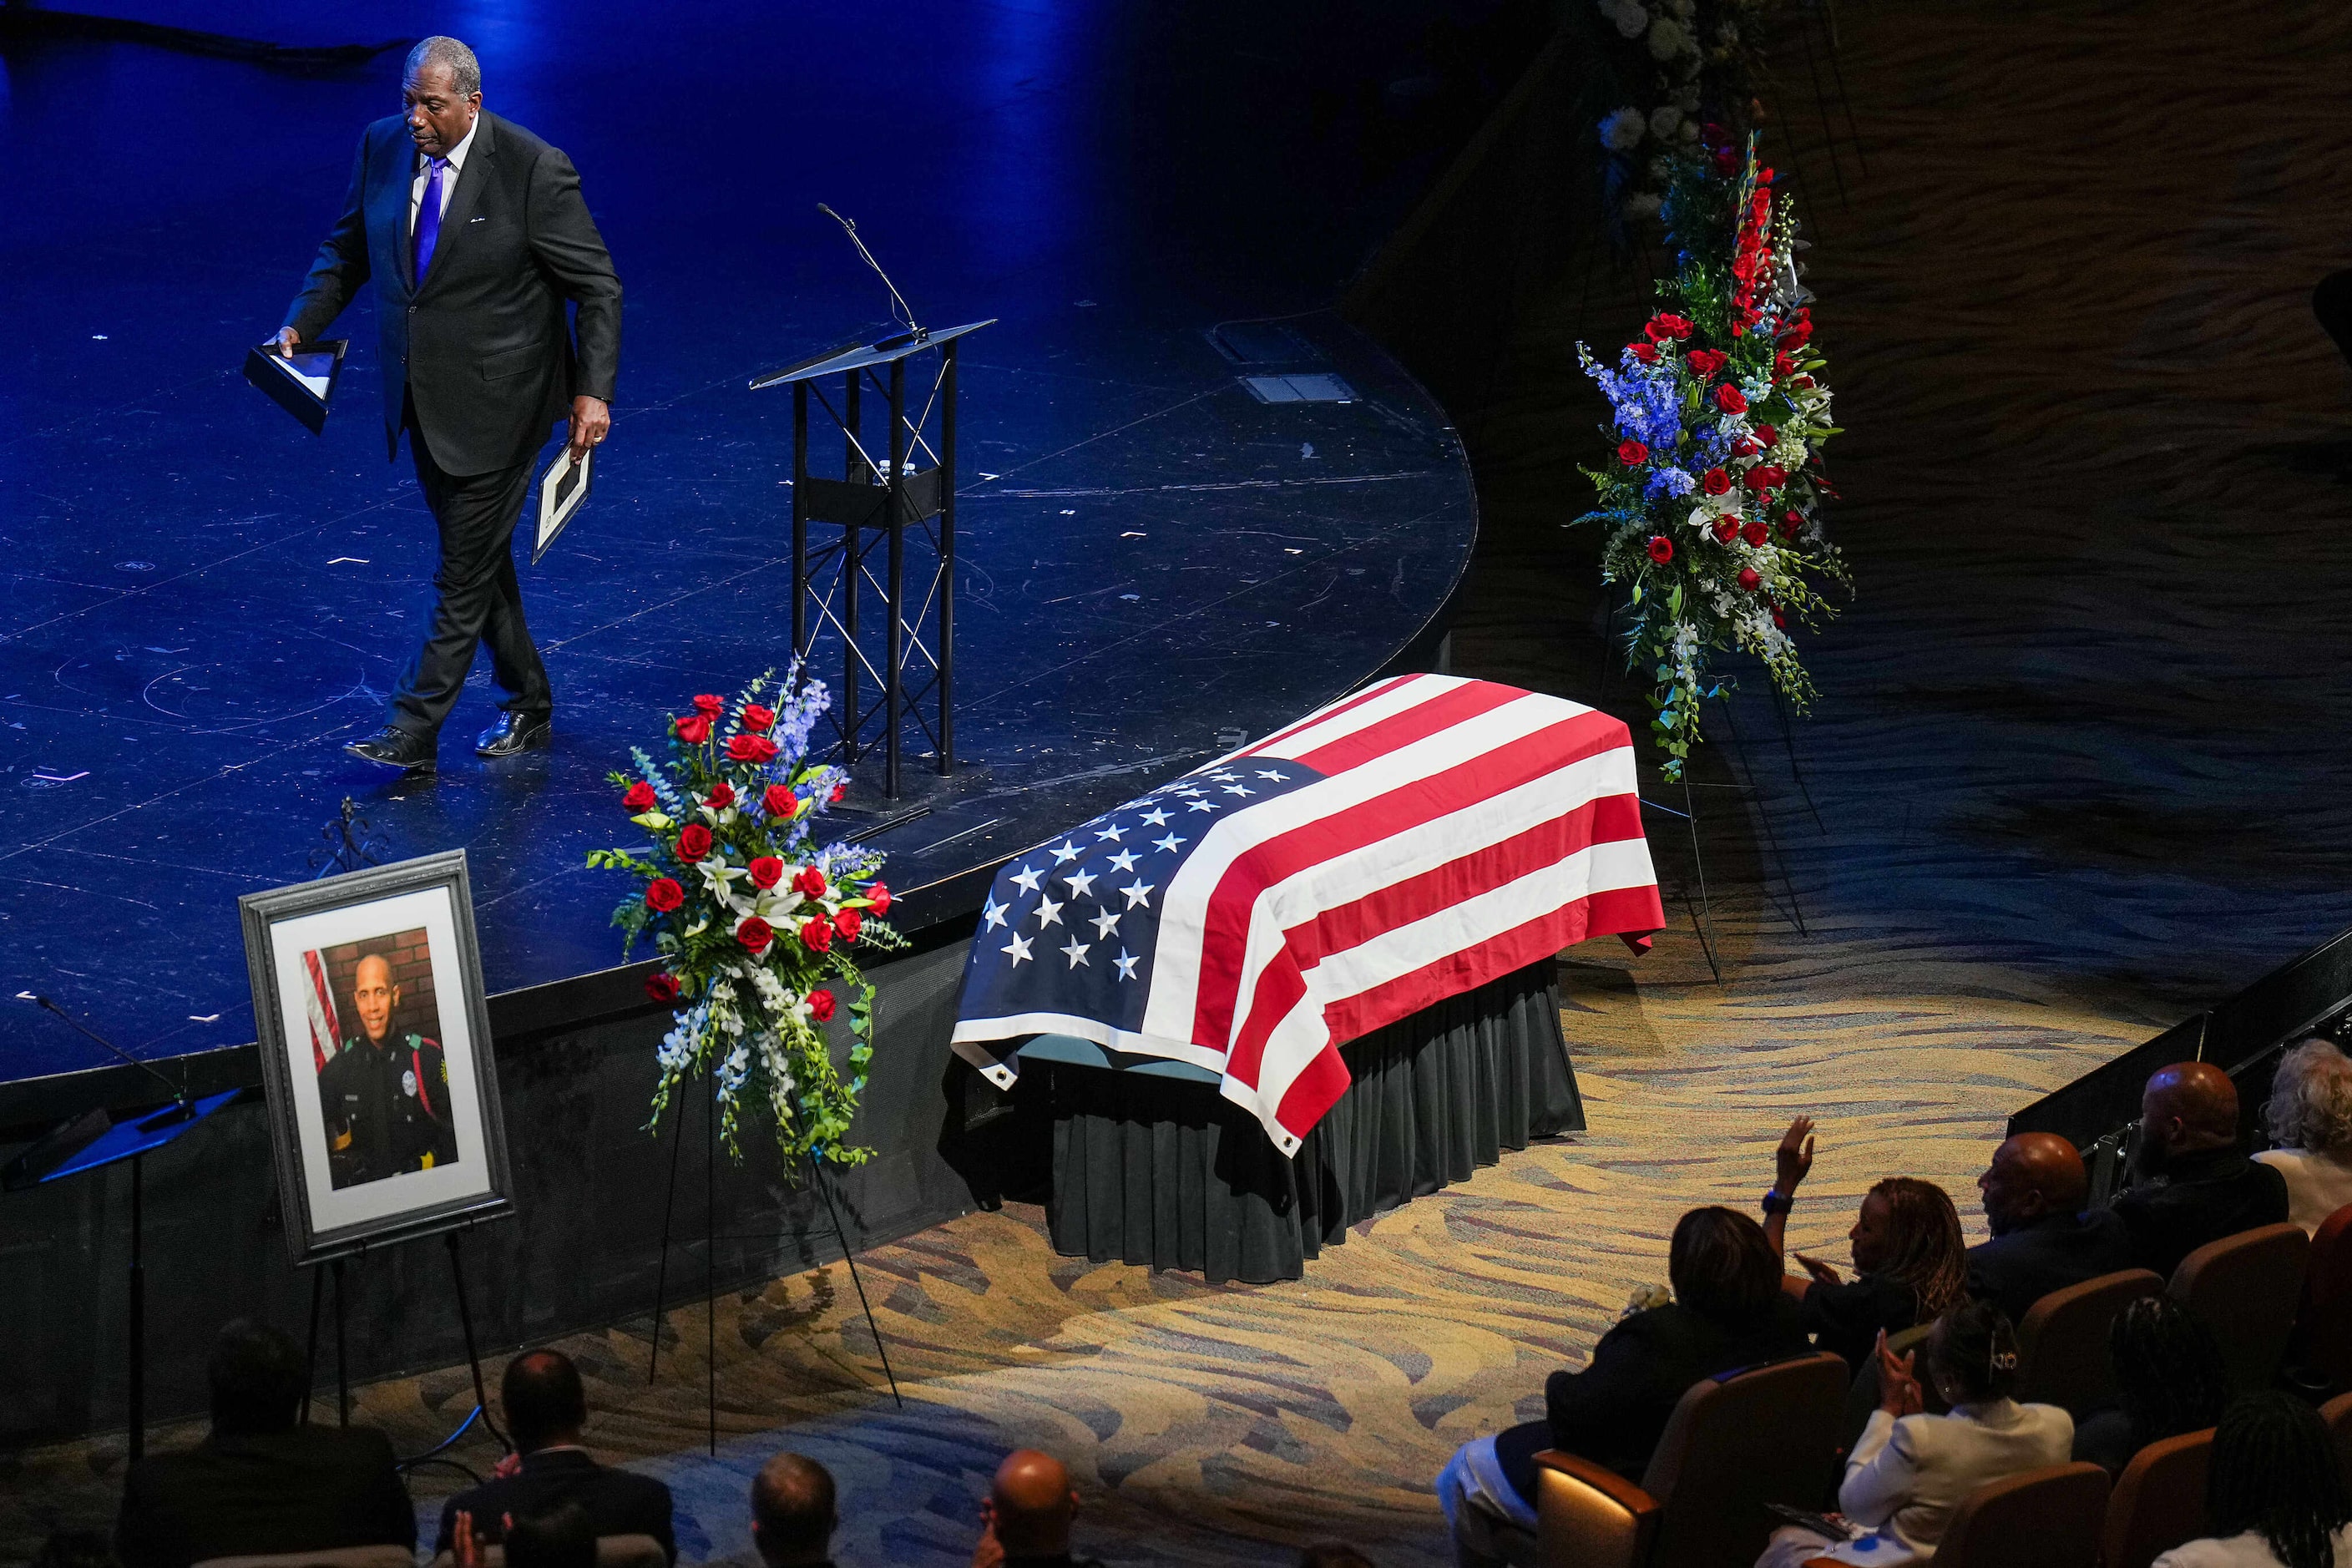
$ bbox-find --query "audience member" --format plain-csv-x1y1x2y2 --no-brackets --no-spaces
1761,1116,1969,1370
2071,1294,2234,1474
1758,1299,2073,1567
972,1449,1100,1568
2115,1062,2290,1281
1297,1545,1376,1568
751,1452,839,1568
503,1502,598,1568
1435,1206,1809,1568
1963,1131,2136,1323
435,1348,675,1562
114,1318,412,1568
2155,1392,2352,1568
2255,1039,2352,1235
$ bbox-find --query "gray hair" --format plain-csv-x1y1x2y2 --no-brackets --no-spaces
404,36,481,96
2263,1038,2352,1155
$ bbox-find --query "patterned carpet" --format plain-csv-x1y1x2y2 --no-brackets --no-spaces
9,0,2352,1562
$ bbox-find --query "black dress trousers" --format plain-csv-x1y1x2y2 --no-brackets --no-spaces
391,407,553,739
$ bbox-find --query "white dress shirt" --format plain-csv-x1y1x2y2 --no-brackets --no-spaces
407,114,480,237
2156,1525,2352,1567
1839,1399,2075,1559
2254,1146,2352,1235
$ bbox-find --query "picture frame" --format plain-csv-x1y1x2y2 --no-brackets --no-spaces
238,850,512,1265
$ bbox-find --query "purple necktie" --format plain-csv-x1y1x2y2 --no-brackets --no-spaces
412,156,449,281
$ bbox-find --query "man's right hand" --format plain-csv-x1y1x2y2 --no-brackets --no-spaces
275,326,301,358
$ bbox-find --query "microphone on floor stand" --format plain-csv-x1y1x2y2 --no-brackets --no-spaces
817,202,927,346
18,991,193,1123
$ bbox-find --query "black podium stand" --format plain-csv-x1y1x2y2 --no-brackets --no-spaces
752,321,992,800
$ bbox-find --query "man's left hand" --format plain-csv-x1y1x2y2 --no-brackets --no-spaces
568,396,611,457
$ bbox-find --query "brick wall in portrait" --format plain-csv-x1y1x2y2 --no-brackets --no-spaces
317,926,443,1048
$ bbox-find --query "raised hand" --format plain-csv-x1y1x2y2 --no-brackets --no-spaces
1793,1252,1843,1286
1773,1115,1816,1195
1874,1329,1924,1417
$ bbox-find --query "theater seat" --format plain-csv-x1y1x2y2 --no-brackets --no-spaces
426,1535,667,1568
2323,1391,2352,1487
1533,1350,1848,1568
2170,1222,2310,1393
195,1550,416,1568
2291,1204,2352,1393
2013,1268,2164,1416
2101,1427,2215,1568
1931,1461,2109,1568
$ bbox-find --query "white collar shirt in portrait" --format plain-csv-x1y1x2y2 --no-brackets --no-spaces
408,114,481,235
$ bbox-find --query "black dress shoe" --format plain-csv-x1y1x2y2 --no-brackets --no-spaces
476,713,552,757
346,726,436,771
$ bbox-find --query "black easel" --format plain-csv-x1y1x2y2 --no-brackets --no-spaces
301,1222,507,1469
644,1077,902,1458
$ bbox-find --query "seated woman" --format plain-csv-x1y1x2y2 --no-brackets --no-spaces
2156,1392,2352,1567
1436,1206,1809,1568
1758,1298,2073,1567
2072,1294,2234,1474
2254,1039,2352,1235
1763,1116,1970,1370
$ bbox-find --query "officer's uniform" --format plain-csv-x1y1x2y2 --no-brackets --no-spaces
317,1032,458,1188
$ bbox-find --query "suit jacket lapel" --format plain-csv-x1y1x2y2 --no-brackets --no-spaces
420,113,496,293
374,129,417,294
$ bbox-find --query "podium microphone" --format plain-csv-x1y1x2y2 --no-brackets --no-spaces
18,991,194,1121
817,202,924,343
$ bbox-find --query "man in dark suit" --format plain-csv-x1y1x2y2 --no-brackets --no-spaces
114,1319,413,1568
278,35,620,771
1963,1130,2136,1324
751,1452,839,1568
436,1349,675,1562
2112,1060,2289,1281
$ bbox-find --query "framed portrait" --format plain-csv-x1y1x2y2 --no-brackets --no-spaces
239,850,512,1264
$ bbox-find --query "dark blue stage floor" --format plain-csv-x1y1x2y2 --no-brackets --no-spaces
0,2,1493,1087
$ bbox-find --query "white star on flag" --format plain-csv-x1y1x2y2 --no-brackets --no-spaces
1009,864,1044,893
982,898,1010,930
1002,933,1033,965
1107,849,1140,872
1060,937,1091,969
1140,807,1171,827
1114,949,1140,980
1095,824,1125,842
1120,880,1155,909
1050,841,1082,864
1186,798,1218,812
1064,868,1097,898
1089,908,1120,938
1221,784,1254,797
1153,834,1184,853
1034,895,1065,928
1256,769,1287,781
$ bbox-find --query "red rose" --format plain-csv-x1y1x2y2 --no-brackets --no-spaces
749,856,785,889
1667,316,1696,341
726,732,780,764
833,908,862,943
645,971,681,1004
1754,423,1778,446
1712,518,1739,543
1732,438,1760,459
807,989,837,1023
1685,348,1727,378
1713,383,1748,415
692,694,725,716
1780,509,1804,540
675,713,712,746
1627,341,1660,364
736,915,774,954
623,781,657,812
1737,567,1763,592
1643,317,1672,343
741,704,775,733
1646,536,1674,565
1772,607,1788,629
868,883,892,915
763,784,798,819
645,878,684,913
830,784,846,803
1744,465,1786,492
1617,439,1649,466
706,781,736,809
1742,518,1769,547
1773,351,1795,377
799,916,833,953
1778,323,1813,350
1700,468,1732,497
793,866,828,898
675,823,713,861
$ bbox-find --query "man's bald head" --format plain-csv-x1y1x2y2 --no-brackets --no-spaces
351,953,398,1045
1978,1131,2088,1237
750,1451,837,1567
988,1449,1077,1558
2140,1060,2241,1171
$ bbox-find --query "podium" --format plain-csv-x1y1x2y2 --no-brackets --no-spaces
753,321,993,801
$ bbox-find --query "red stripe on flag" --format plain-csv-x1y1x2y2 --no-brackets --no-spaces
1236,675,1414,759
1190,712,1632,1054
1287,680,1527,777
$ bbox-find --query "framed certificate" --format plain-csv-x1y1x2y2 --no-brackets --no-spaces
534,444,593,564
242,338,348,435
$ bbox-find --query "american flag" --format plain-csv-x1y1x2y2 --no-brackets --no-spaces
951,674,1665,1153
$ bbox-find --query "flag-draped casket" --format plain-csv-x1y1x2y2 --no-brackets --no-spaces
950,675,1664,1153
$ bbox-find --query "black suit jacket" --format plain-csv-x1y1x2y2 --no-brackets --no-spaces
435,1449,675,1563
284,112,621,476
1490,1295,1813,1503
1963,1206,2138,1325
2112,1147,2292,1282
114,1425,413,1568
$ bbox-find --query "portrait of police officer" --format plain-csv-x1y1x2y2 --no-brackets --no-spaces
316,951,459,1187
